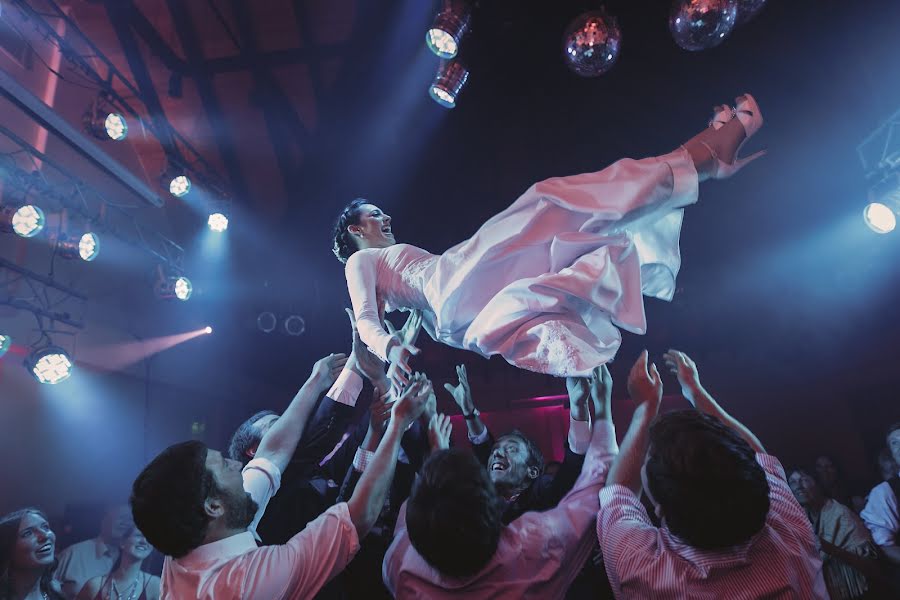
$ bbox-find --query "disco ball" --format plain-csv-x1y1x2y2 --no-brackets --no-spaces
562,10,621,78
669,0,738,52
735,0,766,25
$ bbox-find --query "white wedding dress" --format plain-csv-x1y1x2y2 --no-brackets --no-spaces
345,148,699,377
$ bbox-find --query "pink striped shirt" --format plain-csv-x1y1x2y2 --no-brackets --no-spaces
597,453,828,599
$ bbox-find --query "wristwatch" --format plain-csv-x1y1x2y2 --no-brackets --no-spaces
463,408,480,420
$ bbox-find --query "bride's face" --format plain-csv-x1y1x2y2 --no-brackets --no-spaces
350,204,395,249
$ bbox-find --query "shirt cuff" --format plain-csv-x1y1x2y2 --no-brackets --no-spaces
326,367,364,407
589,419,619,456
568,417,591,455
469,425,490,445
353,447,375,473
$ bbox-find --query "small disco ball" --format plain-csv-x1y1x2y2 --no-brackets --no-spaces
735,0,766,25
669,0,738,52
562,10,621,78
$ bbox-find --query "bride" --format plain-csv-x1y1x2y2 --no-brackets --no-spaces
334,95,764,392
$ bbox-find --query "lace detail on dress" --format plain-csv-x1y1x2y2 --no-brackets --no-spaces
534,321,580,377
400,255,438,291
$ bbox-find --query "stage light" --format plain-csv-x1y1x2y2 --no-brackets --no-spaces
26,345,73,384
426,1,471,59
0,334,10,358
1,204,46,238
204,326,213,334
864,202,896,234
284,315,306,336
169,175,191,197
174,277,192,300
429,60,469,108
208,212,228,232
58,232,100,262
257,311,277,333
155,267,194,301
83,97,128,141
103,113,128,141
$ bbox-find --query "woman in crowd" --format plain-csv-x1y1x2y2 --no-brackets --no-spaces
0,508,64,600
788,468,879,599
75,527,159,600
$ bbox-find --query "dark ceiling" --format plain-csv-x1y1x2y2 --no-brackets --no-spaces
13,0,899,457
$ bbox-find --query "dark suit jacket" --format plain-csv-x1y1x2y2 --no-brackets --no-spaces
255,388,367,545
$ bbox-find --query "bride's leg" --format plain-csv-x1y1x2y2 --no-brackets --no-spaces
681,117,747,182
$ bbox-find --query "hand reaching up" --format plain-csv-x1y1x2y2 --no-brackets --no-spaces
392,373,432,429
309,353,348,393
566,376,590,422
443,364,475,415
368,389,393,437
662,349,702,404
427,413,453,452
387,341,420,395
627,350,662,412
345,308,387,389
589,363,613,421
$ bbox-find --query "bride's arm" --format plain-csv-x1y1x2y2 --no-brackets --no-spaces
345,251,398,362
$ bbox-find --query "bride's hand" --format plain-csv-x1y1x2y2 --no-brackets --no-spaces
387,340,420,394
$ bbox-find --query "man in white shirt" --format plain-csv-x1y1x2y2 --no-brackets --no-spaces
54,504,133,598
861,421,900,590
131,348,433,600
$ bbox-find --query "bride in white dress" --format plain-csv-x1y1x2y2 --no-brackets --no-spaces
335,95,764,392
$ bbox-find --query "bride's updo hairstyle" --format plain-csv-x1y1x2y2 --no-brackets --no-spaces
332,198,369,263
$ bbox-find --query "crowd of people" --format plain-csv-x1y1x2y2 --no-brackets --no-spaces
1,310,898,599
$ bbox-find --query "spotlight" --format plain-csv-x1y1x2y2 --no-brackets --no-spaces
257,311,277,333
155,267,193,301
208,212,229,232
864,202,896,234
83,98,128,141
204,326,213,334
57,232,100,262
283,315,306,336
1,204,45,238
169,175,191,198
429,60,469,109
426,0,471,59
0,334,10,358
26,344,73,384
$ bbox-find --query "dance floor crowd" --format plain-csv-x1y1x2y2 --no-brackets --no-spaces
2,313,898,600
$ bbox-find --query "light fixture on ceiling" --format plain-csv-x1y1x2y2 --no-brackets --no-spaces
429,59,469,108
426,0,471,59
26,344,73,384
1,204,46,238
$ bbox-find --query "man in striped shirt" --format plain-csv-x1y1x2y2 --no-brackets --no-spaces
597,350,827,599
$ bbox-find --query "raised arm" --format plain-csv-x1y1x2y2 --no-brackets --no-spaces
254,353,347,473
345,252,419,393
663,349,765,453
347,374,431,537
607,351,663,493
445,364,487,440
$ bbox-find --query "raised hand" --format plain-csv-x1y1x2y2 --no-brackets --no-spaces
309,353,348,393
626,350,662,410
427,413,453,452
566,376,590,422
368,389,394,436
392,373,432,428
589,363,613,421
391,309,423,347
443,364,475,414
345,308,387,389
387,340,420,395
662,349,701,404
